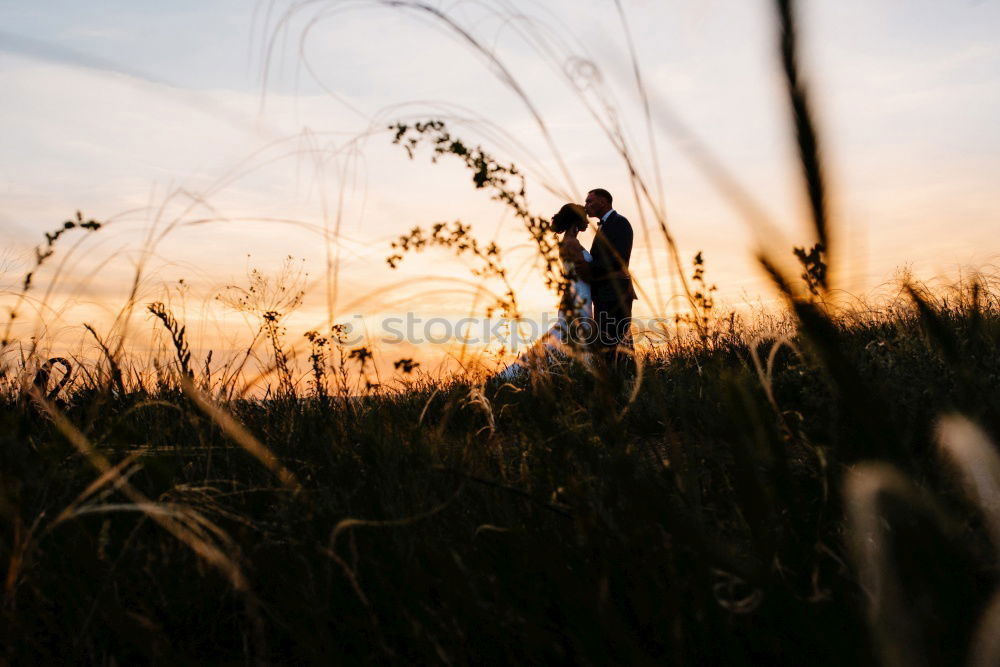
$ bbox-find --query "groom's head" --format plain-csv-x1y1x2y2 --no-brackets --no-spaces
584,189,613,219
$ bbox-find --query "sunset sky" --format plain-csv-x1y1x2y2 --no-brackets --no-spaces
2,0,999,378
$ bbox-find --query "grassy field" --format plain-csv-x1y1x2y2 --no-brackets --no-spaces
4,2,998,664
2,279,1000,664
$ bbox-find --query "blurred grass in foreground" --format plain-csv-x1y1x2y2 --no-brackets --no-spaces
2,276,999,665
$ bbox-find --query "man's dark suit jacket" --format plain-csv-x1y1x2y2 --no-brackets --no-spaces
589,211,635,303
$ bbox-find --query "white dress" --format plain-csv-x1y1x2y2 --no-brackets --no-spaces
497,250,593,380
552,249,593,340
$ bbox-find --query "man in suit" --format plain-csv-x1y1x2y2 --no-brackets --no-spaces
584,188,635,361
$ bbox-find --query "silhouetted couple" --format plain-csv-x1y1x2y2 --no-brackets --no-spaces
500,188,635,378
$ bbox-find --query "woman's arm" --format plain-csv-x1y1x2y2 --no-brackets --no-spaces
561,238,592,282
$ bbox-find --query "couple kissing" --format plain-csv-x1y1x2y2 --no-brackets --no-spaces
500,188,636,379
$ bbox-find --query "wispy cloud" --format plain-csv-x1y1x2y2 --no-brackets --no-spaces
0,30,171,86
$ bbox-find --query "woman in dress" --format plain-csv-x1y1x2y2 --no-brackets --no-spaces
497,203,593,379
552,203,593,327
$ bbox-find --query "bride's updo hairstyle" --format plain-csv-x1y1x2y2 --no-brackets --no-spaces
551,203,588,234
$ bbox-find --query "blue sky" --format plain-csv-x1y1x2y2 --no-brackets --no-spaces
2,0,999,370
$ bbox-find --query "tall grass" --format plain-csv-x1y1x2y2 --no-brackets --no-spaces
2,274,1000,663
